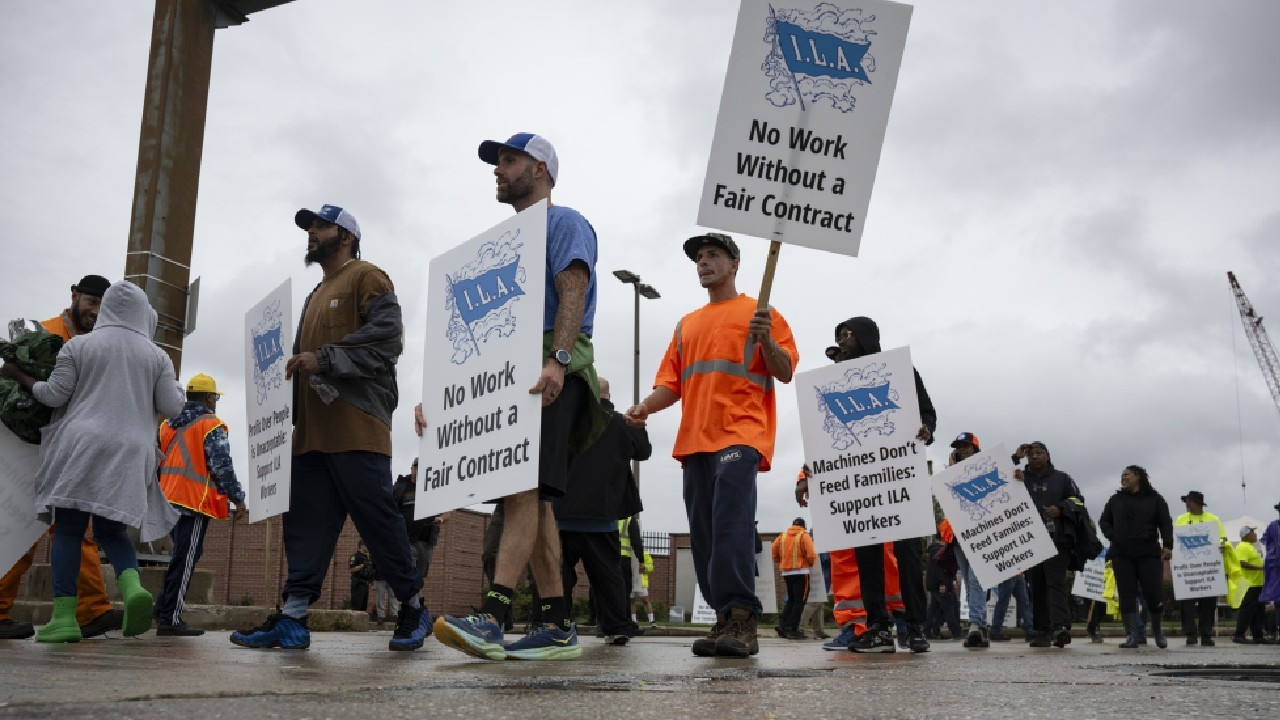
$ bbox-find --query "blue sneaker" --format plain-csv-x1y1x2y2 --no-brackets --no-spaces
388,600,432,651
230,612,310,650
822,624,857,651
504,622,581,660
434,613,507,660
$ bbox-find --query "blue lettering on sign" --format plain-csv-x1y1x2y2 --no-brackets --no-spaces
951,469,1006,504
1178,534,1213,551
252,326,283,373
775,20,872,83
450,258,524,326
821,383,898,424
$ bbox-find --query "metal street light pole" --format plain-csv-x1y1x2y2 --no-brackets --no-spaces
613,270,659,484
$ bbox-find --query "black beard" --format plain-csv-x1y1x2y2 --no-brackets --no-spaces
305,234,342,266
69,304,93,333
497,165,537,206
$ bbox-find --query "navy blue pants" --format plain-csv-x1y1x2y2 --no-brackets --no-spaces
282,451,422,606
154,513,210,624
50,509,134,598
683,446,762,616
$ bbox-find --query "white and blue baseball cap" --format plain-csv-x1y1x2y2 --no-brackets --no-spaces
478,132,559,184
295,204,361,239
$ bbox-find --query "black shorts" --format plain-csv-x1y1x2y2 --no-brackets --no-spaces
538,373,587,498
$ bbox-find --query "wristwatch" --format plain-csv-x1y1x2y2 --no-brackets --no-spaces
550,348,572,367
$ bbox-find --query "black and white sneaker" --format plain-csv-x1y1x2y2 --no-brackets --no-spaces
849,624,896,653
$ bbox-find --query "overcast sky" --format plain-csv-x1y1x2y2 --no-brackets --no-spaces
3,0,1278,538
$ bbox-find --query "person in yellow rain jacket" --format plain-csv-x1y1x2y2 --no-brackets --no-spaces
1173,490,1236,646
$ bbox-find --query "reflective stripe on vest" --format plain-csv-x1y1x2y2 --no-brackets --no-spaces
675,319,775,393
159,416,229,519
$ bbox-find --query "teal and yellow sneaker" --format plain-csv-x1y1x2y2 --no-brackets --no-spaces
504,622,581,661
229,612,310,650
434,613,507,660
388,601,432,651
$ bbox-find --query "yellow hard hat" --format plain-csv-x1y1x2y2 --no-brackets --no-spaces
186,373,221,396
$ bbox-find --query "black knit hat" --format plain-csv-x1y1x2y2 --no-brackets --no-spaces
72,275,110,298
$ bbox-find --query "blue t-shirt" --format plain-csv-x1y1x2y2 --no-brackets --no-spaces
545,205,598,337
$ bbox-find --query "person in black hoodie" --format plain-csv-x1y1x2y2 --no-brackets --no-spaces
1012,441,1085,648
1098,465,1173,648
828,317,939,654
553,377,650,644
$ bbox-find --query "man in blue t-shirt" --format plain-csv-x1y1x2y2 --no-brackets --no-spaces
422,132,600,661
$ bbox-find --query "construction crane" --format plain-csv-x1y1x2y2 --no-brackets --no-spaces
1228,271,1280,417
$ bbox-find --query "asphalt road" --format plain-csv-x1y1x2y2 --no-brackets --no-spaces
1,628,1277,719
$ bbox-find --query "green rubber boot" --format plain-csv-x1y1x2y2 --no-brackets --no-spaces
36,596,82,644
117,568,153,637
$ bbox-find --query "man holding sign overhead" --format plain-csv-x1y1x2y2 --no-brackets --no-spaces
626,232,798,658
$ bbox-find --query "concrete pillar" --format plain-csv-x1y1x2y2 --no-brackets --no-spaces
123,0,219,374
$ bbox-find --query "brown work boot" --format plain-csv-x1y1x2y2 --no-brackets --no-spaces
714,606,759,658
692,611,726,657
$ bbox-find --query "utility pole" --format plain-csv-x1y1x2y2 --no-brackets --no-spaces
123,0,292,373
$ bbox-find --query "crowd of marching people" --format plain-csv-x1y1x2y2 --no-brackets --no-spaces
2,133,1278,664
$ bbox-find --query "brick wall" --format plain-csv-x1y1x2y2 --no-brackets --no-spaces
29,517,785,618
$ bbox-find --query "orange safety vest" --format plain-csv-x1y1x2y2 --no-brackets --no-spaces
40,311,77,342
830,544,903,632
158,415,230,519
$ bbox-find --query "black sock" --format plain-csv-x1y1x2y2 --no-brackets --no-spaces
481,584,514,625
540,596,570,631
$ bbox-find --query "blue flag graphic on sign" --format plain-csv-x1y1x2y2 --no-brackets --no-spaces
821,383,898,424
951,468,1006,505
252,326,284,374
445,232,527,365
450,259,524,326
762,4,882,112
1178,534,1214,552
775,20,871,83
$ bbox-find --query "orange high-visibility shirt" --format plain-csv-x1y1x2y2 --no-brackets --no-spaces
40,312,77,342
654,294,798,471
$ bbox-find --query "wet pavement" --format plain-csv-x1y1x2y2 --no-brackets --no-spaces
0,628,1276,719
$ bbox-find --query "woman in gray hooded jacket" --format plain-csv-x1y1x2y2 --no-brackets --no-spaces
1,281,185,642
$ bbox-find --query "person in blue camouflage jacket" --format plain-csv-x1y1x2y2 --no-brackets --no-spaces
154,374,245,636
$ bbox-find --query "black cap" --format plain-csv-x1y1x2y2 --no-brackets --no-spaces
72,275,110,298
1181,490,1206,506
792,517,806,528
950,432,981,450
684,232,740,261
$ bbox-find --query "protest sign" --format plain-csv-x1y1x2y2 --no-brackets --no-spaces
932,444,1058,590
690,584,718,625
796,345,933,552
0,424,44,575
698,0,913,256
417,200,547,516
1071,554,1108,603
1171,523,1226,600
243,279,292,523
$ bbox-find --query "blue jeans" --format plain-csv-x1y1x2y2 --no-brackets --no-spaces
992,575,1033,635
683,446,762,616
954,546,988,629
51,508,135,597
